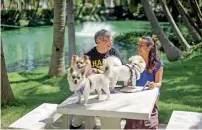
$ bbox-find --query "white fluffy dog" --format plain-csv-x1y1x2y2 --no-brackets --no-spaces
67,64,111,106
104,55,146,88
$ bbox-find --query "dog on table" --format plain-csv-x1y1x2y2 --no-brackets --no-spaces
104,55,146,88
70,54,91,76
67,59,112,106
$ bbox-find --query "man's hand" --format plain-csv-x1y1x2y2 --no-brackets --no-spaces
87,68,100,76
91,68,98,73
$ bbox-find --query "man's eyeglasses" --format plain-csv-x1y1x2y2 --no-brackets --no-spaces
102,39,112,43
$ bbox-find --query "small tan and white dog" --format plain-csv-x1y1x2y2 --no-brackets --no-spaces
104,55,146,88
67,63,111,106
71,54,91,76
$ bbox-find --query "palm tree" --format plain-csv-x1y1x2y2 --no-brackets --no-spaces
17,0,23,11
75,0,85,20
67,0,76,66
28,0,40,26
1,38,15,102
188,0,202,28
174,0,202,43
141,0,182,61
160,0,190,50
48,0,66,76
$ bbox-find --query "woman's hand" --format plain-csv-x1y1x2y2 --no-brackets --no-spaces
148,82,161,88
148,82,156,88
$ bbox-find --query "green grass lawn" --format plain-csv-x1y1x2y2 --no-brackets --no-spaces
159,55,202,123
1,68,73,128
1,55,202,128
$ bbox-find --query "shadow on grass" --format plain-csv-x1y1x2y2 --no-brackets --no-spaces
5,69,73,110
2,69,74,128
10,75,49,84
158,55,202,123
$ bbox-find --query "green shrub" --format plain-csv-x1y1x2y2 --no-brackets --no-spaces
114,29,193,52
17,20,29,27
1,9,53,28
114,31,153,44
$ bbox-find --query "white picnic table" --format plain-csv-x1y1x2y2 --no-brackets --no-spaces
57,86,159,129
166,111,202,129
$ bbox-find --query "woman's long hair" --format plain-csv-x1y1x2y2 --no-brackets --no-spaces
141,36,158,73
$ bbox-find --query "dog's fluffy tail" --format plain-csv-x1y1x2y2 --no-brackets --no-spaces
105,56,122,67
103,56,122,77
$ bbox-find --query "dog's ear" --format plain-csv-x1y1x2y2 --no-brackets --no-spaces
140,56,145,63
83,55,91,65
71,54,77,66
70,67,74,73
83,55,89,60
128,57,132,64
72,54,77,59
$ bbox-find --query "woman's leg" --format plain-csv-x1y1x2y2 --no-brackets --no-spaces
124,97,159,129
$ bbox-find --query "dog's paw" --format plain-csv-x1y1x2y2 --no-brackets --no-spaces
82,103,88,107
106,96,110,100
76,100,81,104
95,96,100,99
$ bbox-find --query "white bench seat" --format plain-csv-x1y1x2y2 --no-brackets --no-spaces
166,110,202,129
9,103,63,129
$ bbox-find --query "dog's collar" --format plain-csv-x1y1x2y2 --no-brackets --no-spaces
124,64,139,81
76,77,92,94
131,63,141,73
77,85,85,94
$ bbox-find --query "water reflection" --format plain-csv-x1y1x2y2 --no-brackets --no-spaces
76,22,116,37
27,41,35,71
2,21,170,72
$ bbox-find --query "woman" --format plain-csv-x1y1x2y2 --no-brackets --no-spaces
124,36,164,129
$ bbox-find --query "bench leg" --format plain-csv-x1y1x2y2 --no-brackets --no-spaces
61,114,71,129
84,116,97,129
99,117,121,129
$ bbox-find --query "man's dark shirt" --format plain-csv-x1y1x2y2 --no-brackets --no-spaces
84,47,122,72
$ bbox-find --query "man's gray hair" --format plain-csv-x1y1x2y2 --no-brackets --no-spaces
94,29,111,44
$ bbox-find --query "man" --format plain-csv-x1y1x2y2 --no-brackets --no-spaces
85,29,121,73
70,29,122,129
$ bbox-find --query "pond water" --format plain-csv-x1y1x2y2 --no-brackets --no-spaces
2,20,171,72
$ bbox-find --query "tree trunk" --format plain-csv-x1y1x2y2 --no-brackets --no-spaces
76,0,85,19
141,0,182,62
67,0,76,66
185,11,202,38
166,0,179,23
160,0,190,50
174,0,202,43
1,39,15,102
2,0,8,10
28,0,40,26
101,0,106,8
17,0,22,11
188,0,202,27
48,0,66,76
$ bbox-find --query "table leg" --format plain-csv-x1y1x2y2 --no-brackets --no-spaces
99,117,121,129
61,114,72,129
84,116,97,129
